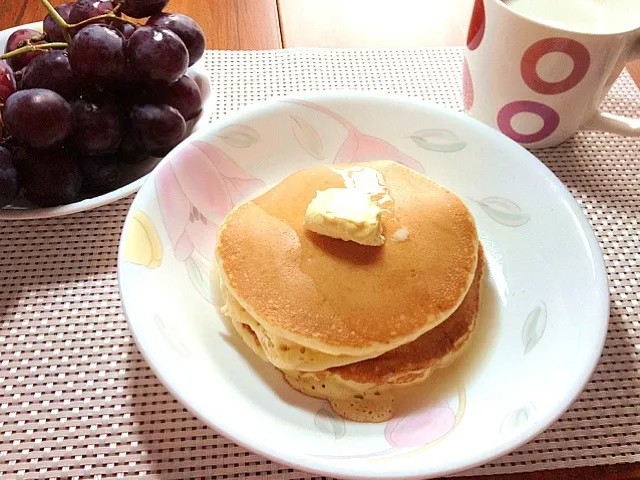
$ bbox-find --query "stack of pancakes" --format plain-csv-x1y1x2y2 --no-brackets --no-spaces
215,160,484,422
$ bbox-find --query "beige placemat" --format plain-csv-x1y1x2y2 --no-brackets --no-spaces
1,48,639,479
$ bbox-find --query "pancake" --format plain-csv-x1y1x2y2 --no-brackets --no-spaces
282,246,485,422
220,281,375,370
215,160,479,371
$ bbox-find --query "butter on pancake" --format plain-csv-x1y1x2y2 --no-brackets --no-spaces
215,160,479,372
303,187,385,246
282,247,485,422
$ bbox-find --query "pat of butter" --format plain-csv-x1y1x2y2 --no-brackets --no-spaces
303,188,384,246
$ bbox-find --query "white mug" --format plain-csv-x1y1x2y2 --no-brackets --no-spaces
464,0,640,148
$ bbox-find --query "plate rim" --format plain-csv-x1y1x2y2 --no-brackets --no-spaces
117,90,610,479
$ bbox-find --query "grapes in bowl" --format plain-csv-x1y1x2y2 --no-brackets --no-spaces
0,0,212,219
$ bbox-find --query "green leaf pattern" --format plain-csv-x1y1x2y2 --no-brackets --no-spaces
314,408,346,440
186,256,212,304
216,124,260,148
522,301,547,354
410,129,467,152
477,197,531,227
500,403,535,434
290,116,324,160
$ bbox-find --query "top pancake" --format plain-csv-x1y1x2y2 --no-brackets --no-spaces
216,160,478,357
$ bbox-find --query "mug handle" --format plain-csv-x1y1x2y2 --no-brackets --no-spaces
583,46,640,136
585,111,639,136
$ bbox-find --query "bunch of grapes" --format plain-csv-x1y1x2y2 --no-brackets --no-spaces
0,0,205,208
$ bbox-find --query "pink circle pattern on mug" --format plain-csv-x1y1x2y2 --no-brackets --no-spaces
497,100,560,144
464,25,591,144
467,0,485,51
521,38,591,94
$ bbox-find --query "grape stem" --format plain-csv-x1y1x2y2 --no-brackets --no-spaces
28,34,47,43
39,0,73,43
0,42,68,60
67,12,140,30
37,0,139,46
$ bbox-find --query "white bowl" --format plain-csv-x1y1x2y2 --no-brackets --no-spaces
0,22,212,219
117,91,609,479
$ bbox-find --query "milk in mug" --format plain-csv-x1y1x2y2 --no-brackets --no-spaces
503,0,638,33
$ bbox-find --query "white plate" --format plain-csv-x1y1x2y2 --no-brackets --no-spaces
0,22,213,220
117,91,609,479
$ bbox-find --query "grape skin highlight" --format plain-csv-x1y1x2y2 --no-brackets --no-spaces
128,26,189,84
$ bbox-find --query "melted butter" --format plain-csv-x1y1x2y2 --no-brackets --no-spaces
329,166,399,232
329,166,391,204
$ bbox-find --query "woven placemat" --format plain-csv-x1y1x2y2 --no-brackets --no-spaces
1,48,639,479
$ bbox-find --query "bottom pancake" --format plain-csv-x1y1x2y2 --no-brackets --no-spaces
282,246,485,422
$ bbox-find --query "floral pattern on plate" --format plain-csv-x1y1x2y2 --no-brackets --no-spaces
118,92,608,479
155,140,265,262
122,210,163,269
285,99,428,172
310,385,466,460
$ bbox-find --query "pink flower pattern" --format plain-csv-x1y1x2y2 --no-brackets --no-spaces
155,141,264,261
311,401,458,459
384,403,456,448
285,99,425,173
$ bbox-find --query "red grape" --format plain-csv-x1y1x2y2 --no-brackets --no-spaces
110,60,145,94
1,1,207,208
130,104,186,156
43,2,74,42
4,29,45,70
3,89,72,150
117,129,149,164
0,146,19,208
69,95,122,155
77,154,120,194
146,13,205,66
69,24,126,84
149,75,202,121
69,0,116,25
119,23,136,39
128,26,188,84
14,147,82,207
0,60,17,103
20,51,81,100
117,0,169,19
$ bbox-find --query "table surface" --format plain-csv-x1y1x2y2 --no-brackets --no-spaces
1,2,639,480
